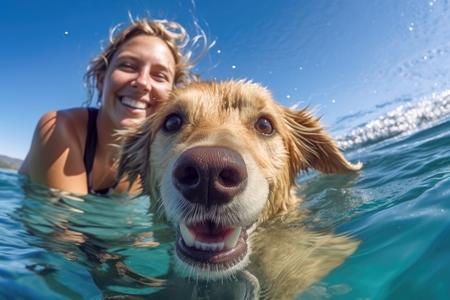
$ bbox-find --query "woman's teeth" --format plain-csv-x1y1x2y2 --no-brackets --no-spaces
179,223,242,252
120,97,147,110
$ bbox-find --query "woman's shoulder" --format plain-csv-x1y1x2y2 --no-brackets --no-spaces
36,108,90,143
19,107,93,193
38,107,89,128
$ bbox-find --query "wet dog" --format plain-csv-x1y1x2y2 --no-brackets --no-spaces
118,80,361,298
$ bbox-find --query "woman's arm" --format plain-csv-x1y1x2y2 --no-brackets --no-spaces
20,109,89,195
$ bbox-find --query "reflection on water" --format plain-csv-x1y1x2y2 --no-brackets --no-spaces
6,177,359,300
15,183,172,298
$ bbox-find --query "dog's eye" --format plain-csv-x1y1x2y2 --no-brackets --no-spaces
163,113,183,133
254,117,274,136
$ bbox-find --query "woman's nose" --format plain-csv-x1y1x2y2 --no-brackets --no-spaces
133,72,151,92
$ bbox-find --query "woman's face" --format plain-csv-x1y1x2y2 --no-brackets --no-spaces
99,34,176,129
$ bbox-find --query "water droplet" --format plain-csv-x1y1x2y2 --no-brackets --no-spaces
231,65,236,69
299,66,303,71
331,99,336,104
217,49,221,54
286,95,291,99
64,31,69,36
423,55,428,60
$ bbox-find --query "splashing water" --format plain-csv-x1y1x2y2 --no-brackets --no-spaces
336,90,450,150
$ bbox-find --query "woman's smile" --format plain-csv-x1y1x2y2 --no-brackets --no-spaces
101,35,176,129
119,96,149,110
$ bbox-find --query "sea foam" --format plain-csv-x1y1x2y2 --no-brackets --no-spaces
336,90,450,150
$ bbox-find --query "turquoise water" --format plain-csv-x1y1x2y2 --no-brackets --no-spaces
1,95,450,299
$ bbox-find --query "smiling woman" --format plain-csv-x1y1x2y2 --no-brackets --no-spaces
19,18,207,195
99,35,175,129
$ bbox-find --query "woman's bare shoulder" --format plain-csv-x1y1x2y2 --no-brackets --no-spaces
32,108,92,150
19,107,91,194
37,108,88,138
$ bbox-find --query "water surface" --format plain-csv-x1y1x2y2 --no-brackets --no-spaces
1,92,450,299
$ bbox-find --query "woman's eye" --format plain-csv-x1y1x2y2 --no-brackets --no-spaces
118,62,136,71
254,117,274,136
153,72,169,82
163,113,183,133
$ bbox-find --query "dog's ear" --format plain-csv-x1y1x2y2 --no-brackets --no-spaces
283,107,362,175
116,120,153,194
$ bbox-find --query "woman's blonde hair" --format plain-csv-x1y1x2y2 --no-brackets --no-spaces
84,17,209,105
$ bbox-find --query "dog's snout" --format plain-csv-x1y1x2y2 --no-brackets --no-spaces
172,146,248,206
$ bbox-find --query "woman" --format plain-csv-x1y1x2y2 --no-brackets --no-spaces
20,18,204,195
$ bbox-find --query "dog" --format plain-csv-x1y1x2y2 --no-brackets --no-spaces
117,80,361,299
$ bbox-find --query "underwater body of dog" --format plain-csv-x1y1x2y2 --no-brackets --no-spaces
118,80,362,299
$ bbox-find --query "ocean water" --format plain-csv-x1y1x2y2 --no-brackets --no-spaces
1,92,450,299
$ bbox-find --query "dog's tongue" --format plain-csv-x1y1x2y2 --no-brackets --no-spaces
187,221,234,243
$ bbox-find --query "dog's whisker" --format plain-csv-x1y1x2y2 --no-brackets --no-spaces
177,203,245,227
154,199,165,216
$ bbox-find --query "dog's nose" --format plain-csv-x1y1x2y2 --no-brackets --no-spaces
172,146,248,206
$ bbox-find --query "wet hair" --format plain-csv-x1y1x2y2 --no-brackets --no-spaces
84,17,209,106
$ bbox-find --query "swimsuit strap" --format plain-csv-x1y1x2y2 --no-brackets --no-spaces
83,107,99,193
83,108,118,195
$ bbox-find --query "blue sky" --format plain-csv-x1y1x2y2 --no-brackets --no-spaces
2,0,450,159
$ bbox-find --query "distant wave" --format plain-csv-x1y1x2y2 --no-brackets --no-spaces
334,96,414,125
336,90,450,150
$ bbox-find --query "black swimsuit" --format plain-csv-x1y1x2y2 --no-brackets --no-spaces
83,108,115,195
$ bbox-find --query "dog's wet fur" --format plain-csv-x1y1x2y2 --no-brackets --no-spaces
118,80,361,299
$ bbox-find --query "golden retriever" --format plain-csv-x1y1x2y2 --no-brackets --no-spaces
117,80,361,299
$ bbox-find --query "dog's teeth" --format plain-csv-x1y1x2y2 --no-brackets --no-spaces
224,227,242,249
192,241,225,251
214,242,225,251
180,223,239,251
180,223,195,247
194,240,203,250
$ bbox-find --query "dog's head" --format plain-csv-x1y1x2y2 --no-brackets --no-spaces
118,80,361,279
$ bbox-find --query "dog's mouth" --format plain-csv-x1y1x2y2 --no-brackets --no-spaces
176,220,248,268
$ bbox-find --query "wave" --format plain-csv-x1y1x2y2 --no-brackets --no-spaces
336,90,450,150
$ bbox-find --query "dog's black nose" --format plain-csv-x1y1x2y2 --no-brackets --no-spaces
172,146,248,206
